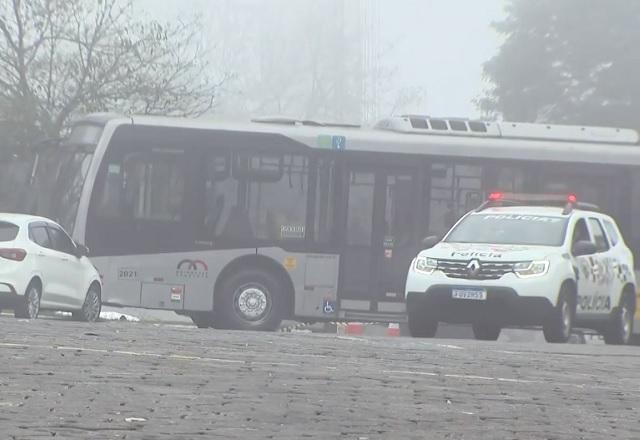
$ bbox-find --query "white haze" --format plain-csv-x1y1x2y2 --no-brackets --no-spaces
133,0,506,124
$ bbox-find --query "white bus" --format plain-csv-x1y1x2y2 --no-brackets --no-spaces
26,113,640,338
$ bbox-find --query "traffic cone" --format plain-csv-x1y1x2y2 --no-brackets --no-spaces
345,322,364,335
386,323,401,337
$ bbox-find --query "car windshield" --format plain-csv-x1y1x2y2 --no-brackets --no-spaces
444,213,569,246
0,222,19,242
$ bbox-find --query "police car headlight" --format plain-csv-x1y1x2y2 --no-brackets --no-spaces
414,257,438,274
513,260,549,278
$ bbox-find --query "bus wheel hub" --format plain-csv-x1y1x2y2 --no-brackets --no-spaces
236,286,268,319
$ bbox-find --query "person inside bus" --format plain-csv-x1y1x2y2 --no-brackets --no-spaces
204,194,225,238
220,205,254,240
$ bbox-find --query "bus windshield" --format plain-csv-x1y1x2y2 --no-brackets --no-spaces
28,124,103,232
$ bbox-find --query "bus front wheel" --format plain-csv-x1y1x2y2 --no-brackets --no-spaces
189,312,213,329
215,269,285,331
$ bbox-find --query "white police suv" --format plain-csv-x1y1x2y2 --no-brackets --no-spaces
405,193,636,344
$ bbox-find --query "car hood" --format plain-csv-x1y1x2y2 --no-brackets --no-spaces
418,242,555,262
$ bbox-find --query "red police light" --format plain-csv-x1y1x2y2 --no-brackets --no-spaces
567,194,577,203
488,192,504,201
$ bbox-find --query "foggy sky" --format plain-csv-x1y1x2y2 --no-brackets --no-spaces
134,0,506,120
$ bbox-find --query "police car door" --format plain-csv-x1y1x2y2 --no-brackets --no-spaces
585,218,614,314
571,218,598,315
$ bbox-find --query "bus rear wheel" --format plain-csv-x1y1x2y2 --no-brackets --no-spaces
215,269,285,331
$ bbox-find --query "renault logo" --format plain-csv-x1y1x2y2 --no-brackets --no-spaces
467,259,481,276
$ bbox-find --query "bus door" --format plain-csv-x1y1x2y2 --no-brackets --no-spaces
339,163,419,314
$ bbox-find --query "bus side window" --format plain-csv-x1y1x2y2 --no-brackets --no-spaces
95,162,125,218
243,153,309,242
121,151,185,222
202,153,236,240
314,158,337,244
199,151,309,245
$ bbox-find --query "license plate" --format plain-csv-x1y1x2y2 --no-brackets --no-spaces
452,288,487,301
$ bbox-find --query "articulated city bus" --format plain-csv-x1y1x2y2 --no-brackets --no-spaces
27,113,640,336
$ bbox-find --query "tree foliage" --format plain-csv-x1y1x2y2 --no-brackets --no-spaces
0,0,231,146
481,0,640,128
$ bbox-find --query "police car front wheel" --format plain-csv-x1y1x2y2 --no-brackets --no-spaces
543,286,575,343
407,311,438,338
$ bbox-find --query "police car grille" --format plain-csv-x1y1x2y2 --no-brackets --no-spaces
437,260,515,280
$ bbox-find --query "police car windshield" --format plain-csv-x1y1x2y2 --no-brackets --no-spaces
445,213,569,246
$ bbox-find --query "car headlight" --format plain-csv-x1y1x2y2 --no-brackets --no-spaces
513,260,549,278
414,257,438,274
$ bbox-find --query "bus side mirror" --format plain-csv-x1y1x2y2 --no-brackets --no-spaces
421,235,440,249
572,240,597,257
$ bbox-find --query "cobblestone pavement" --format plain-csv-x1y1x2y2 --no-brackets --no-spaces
1,316,639,439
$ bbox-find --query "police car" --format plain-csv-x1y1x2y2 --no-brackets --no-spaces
405,193,637,344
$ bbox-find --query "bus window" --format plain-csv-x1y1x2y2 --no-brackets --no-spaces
201,153,237,241
496,166,526,193
245,153,308,241
346,171,375,246
427,162,482,236
628,171,640,266
314,159,337,244
123,151,186,222
202,152,309,244
385,174,414,247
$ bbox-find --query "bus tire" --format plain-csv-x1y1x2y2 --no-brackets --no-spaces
215,269,284,331
543,285,575,343
189,312,213,329
603,291,635,345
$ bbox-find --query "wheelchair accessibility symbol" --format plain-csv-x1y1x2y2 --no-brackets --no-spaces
323,299,336,314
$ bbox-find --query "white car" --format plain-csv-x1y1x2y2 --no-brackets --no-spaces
0,214,102,321
405,193,637,344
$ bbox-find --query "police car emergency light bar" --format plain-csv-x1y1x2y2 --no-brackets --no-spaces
478,192,598,213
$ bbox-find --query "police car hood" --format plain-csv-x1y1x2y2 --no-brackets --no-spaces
420,242,553,262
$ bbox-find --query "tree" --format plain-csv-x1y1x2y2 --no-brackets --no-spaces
480,0,640,128
0,0,231,147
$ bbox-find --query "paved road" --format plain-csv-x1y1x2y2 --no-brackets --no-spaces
1,317,639,440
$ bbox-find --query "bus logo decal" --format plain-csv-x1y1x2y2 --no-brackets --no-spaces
176,259,209,278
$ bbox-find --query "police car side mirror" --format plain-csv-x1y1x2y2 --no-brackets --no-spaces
572,240,597,257
421,235,440,249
